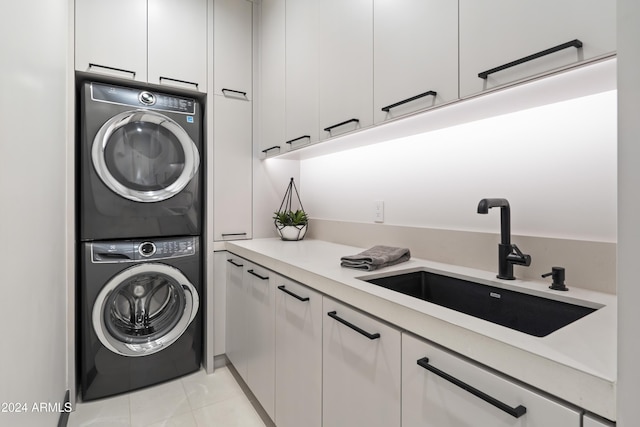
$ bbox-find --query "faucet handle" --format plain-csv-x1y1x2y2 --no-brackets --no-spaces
506,244,532,267
542,267,568,291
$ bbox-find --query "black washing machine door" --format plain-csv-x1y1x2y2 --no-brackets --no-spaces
92,263,199,357
92,110,200,203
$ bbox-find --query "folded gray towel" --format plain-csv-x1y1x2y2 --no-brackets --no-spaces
340,245,411,271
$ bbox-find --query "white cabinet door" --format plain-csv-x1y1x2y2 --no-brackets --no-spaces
225,254,248,381
258,0,286,156
402,333,582,427
214,0,253,99
75,0,148,82
285,0,319,150
459,0,616,97
275,276,322,427
322,297,401,427
245,262,276,420
213,94,252,241
373,0,458,124
148,0,208,92
318,0,373,140
583,414,615,427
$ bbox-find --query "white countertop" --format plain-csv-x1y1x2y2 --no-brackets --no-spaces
225,238,617,420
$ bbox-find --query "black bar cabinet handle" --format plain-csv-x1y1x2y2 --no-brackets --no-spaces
247,269,269,280
222,88,247,97
478,39,583,80
226,259,243,268
327,311,380,340
277,285,310,302
221,232,247,237
417,357,527,419
286,135,311,145
324,118,359,133
159,76,199,88
381,90,437,112
261,145,281,154
88,63,136,78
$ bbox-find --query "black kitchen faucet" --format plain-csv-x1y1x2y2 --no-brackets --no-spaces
477,198,531,280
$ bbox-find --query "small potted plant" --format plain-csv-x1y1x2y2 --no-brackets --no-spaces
274,178,308,241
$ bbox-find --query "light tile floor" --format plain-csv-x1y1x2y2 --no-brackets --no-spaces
68,366,267,427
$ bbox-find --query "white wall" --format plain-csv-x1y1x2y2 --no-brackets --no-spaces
617,0,640,425
0,0,70,425
301,90,617,243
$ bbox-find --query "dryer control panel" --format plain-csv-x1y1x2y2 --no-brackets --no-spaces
91,237,196,263
91,82,196,115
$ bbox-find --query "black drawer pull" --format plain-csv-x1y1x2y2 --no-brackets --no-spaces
327,311,380,340
324,118,359,133
222,88,247,97
247,269,269,280
381,90,437,112
159,76,199,88
226,259,243,267
417,357,527,419
478,39,583,80
286,135,311,145
88,63,136,78
221,232,247,238
261,145,281,154
278,285,310,301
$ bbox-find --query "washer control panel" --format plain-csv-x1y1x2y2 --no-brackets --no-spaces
91,82,196,115
91,237,196,263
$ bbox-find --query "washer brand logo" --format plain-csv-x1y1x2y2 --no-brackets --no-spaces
187,116,194,123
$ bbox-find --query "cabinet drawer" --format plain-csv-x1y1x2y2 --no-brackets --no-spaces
402,333,581,427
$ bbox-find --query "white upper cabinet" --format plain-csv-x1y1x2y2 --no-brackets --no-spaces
258,0,286,156
285,0,319,149
76,0,207,93
373,0,458,124
318,0,373,140
214,0,253,98
148,0,207,92
213,94,252,241
402,333,582,427
75,0,148,82
459,0,616,97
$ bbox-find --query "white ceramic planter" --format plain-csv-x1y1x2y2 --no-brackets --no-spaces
276,224,308,241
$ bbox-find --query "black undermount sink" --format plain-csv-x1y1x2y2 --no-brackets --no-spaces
362,270,599,337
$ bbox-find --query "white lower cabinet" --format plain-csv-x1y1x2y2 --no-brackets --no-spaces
583,414,615,427
322,297,401,427
225,255,276,421
245,261,276,420
275,276,322,427
402,332,582,427
225,254,248,381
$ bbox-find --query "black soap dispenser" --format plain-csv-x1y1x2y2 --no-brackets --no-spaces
541,267,568,291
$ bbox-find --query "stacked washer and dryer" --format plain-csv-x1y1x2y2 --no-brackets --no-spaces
78,82,203,401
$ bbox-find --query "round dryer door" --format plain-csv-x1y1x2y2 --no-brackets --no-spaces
92,263,199,357
92,110,200,203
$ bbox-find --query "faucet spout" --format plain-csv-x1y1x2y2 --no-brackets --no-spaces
477,198,510,245
477,198,531,280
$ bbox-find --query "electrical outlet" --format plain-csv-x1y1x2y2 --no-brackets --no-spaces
374,200,384,223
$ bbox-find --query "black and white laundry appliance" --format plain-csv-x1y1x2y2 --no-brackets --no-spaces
79,81,202,241
79,236,201,401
